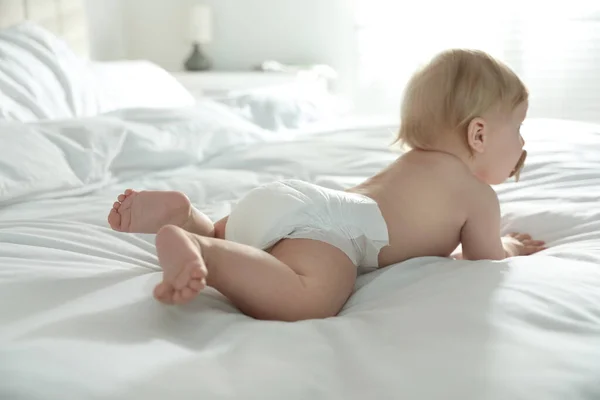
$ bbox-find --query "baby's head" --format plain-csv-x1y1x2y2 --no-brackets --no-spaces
396,49,528,184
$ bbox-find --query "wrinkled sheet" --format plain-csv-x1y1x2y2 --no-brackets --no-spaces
0,110,599,400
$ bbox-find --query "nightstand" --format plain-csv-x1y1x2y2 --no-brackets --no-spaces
171,70,330,99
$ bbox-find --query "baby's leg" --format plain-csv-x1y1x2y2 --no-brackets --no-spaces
108,189,218,236
153,225,356,321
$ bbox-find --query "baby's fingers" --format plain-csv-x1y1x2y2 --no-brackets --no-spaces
524,239,545,246
507,232,533,241
517,233,532,241
523,245,546,255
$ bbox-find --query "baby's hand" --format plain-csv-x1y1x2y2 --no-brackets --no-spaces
502,233,546,256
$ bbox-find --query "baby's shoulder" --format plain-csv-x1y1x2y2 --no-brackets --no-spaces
448,172,498,219
410,151,495,203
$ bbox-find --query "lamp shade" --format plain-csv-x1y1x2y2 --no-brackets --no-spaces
188,4,212,44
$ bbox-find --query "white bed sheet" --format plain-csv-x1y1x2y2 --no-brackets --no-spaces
0,110,599,400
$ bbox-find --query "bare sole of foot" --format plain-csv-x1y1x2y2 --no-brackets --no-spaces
107,189,191,234
154,225,208,305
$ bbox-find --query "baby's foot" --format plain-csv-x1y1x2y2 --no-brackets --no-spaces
153,225,208,305
107,189,192,234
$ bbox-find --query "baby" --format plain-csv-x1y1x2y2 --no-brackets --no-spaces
107,49,545,321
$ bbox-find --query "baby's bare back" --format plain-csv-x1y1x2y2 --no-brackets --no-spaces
348,150,491,267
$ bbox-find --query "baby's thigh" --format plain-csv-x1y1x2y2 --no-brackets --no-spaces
270,239,357,314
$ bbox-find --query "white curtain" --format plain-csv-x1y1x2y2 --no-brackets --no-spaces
353,0,600,123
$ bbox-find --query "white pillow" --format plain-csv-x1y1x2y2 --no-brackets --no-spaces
0,22,105,122
88,60,195,112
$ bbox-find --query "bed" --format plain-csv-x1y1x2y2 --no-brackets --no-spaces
1,2,599,400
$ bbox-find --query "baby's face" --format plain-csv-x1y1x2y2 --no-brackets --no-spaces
482,101,528,184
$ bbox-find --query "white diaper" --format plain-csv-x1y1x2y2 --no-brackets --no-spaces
224,179,389,269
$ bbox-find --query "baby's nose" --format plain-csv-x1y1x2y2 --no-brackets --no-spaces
520,135,525,147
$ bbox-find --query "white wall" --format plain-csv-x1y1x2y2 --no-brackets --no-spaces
82,1,600,121
84,0,127,60
86,0,357,96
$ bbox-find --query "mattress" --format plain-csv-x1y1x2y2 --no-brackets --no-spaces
0,105,599,400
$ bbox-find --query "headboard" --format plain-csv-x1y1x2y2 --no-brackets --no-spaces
0,0,89,57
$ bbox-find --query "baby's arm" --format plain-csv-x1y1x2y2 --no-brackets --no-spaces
458,185,545,260
459,185,513,260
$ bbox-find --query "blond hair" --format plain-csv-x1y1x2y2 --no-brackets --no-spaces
396,49,528,150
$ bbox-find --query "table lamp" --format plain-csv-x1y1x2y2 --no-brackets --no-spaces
184,4,213,71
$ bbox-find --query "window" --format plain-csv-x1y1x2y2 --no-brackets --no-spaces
354,0,600,123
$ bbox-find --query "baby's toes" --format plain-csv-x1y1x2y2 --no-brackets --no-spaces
154,281,169,297
153,282,175,304
119,189,136,201
108,209,122,230
172,290,186,304
189,278,206,291
191,267,207,280
180,287,198,301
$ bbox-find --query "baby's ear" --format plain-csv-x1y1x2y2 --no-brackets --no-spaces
466,117,486,153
